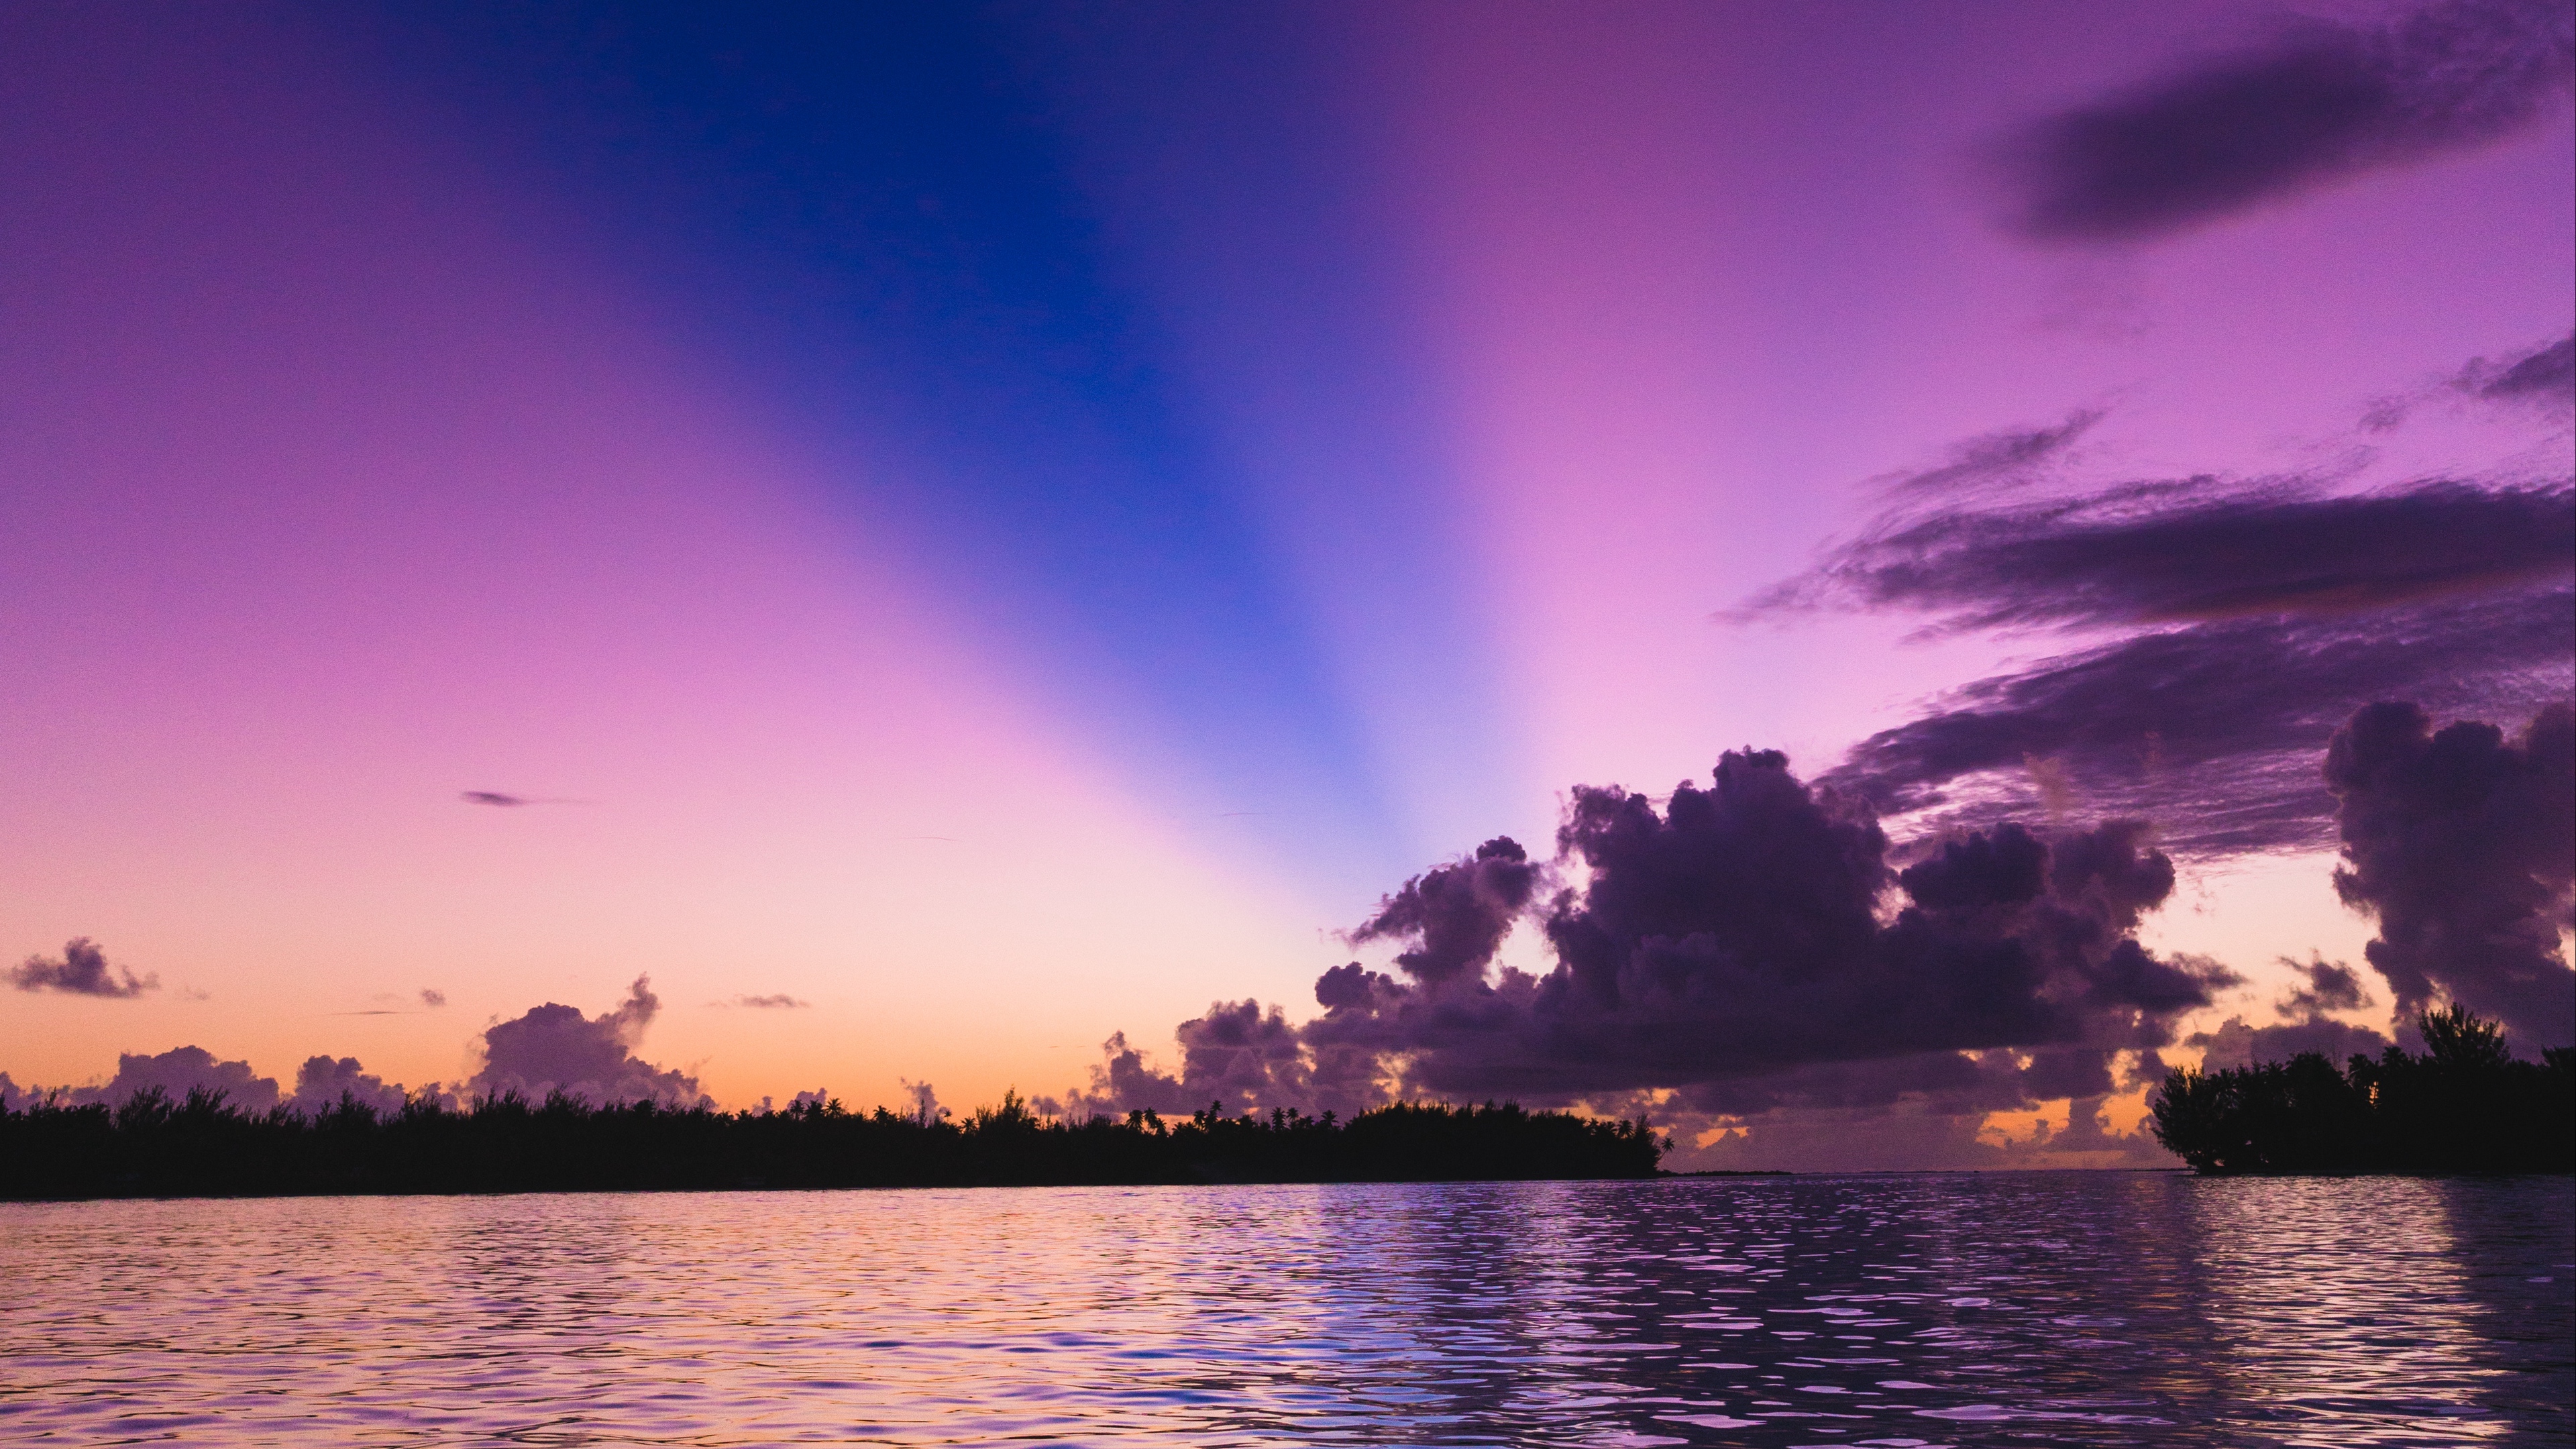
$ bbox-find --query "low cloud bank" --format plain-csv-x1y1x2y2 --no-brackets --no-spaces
7,978,702,1116
50,1046,284,1113
2187,955,2394,1072
1058,698,2568,1168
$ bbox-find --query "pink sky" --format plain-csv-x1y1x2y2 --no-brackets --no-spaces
4,2,2567,1133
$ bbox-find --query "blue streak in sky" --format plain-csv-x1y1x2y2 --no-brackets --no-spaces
352,1,1502,895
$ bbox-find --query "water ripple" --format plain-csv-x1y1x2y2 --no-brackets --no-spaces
2,1174,2569,1445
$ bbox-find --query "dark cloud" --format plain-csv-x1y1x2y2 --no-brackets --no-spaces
419,988,447,1008
1055,1000,1315,1118
66,1046,282,1112
469,975,707,1106
2326,701,2574,1046
2001,0,2575,240
8,937,158,998
729,993,811,1009
1762,480,2573,633
1875,410,2104,502
1748,474,2573,855
2184,954,2395,1071
1069,752,2231,1139
1822,587,2573,855
1345,837,1541,987
2187,1014,2394,1072
2276,952,2374,1016
461,791,529,806
287,1055,411,1115
2462,332,2576,404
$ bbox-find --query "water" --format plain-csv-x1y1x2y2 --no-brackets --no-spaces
1,1174,2568,1446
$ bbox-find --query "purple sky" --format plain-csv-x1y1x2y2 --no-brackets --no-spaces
4,1,2568,1167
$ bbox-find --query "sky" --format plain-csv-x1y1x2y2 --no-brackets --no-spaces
3,0,2569,1169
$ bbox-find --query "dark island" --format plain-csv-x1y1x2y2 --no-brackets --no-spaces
0,1092,1664,1200
2151,1005,2575,1175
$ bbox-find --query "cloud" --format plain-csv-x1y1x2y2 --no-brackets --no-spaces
725,993,811,1009
2276,952,2374,1016
1744,472,2573,855
8,937,158,998
896,1078,947,1126
2188,1014,2394,1073
1821,587,2573,855
1873,410,2105,503
2000,0,2575,240
420,988,447,1008
1673,1093,2173,1173
468,975,708,1106
461,791,588,807
286,1055,411,1115
2460,332,2576,405
1067,751,2233,1145
2326,701,2575,1046
1053,1002,1318,1118
2185,954,2396,1070
1346,837,1542,987
1762,480,2573,633
66,1046,282,1112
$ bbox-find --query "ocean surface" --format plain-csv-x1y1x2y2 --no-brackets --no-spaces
2,1173,2569,1446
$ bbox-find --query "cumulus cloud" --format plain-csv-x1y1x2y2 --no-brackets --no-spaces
2000,0,2575,240
2326,701,2574,1046
1053,1002,1318,1119
469,975,707,1106
64,1046,282,1112
420,988,447,1008
286,1055,412,1115
2186,954,2396,1071
9,937,158,998
1064,751,2233,1155
1346,837,1542,986
2187,1013,2394,1073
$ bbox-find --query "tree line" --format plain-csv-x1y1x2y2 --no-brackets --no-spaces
2151,1004,2574,1174
0,1089,1666,1199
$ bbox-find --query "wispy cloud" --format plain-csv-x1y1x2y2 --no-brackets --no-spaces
1998,0,2573,240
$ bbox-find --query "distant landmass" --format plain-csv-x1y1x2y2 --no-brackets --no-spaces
0,1095,1662,1199
2151,1006,2574,1175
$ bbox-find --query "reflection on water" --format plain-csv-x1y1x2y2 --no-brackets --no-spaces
1,1175,2567,1446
